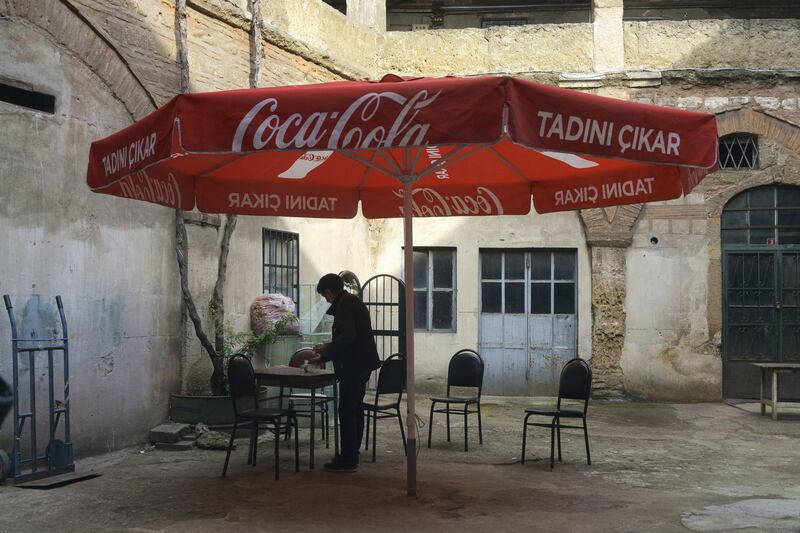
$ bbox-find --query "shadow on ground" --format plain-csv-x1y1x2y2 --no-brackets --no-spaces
2,397,800,532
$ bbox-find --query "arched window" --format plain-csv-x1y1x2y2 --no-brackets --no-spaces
722,185,800,245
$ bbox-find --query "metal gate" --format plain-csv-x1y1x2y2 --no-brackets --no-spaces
479,249,578,396
723,249,800,399
360,274,406,386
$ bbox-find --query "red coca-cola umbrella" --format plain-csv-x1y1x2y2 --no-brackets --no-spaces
87,74,718,495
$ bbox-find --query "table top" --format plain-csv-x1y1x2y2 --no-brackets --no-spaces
254,365,336,387
751,363,800,369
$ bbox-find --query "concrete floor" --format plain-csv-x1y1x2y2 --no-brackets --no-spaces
2,397,800,532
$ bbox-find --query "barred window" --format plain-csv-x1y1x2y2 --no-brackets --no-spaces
263,229,299,312
412,248,456,332
719,134,758,170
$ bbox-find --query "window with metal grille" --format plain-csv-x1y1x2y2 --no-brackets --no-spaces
262,229,299,313
411,248,456,331
721,185,800,245
719,134,759,170
481,18,527,28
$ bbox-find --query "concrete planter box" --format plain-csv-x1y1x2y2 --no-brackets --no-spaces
170,394,234,426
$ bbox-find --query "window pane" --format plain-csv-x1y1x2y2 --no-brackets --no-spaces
727,193,746,209
779,229,800,245
778,187,800,208
481,252,501,279
554,251,575,280
531,251,551,280
531,283,551,314
750,209,774,227
432,292,453,329
554,283,575,314
413,251,428,289
505,282,525,313
750,228,774,245
432,251,454,288
722,210,747,228
414,291,427,329
778,209,800,226
504,252,525,279
749,188,774,209
481,282,501,313
722,229,747,244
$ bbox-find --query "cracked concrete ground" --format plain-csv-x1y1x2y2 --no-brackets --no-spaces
1,397,800,532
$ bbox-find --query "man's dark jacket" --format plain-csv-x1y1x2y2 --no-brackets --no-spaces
321,291,381,380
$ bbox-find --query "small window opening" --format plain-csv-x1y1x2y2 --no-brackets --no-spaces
719,134,758,170
0,83,55,114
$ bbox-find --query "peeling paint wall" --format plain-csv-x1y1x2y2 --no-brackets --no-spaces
0,17,181,454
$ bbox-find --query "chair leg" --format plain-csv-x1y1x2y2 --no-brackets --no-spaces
464,404,469,452
294,416,300,472
324,403,330,448
549,418,556,469
556,419,562,462
364,409,370,451
222,419,238,478
446,404,451,442
521,414,529,465
427,401,435,448
583,417,591,466
252,423,259,467
274,422,280,481
477,402,483,445
398,409,407,456
372,408,378,463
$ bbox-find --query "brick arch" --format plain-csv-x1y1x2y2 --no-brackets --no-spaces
716,108,800,156
1,0,156,120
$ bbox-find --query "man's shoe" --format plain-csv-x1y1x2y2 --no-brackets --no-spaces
324,459,357,472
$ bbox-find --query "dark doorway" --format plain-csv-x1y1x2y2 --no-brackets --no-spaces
722,185,800,399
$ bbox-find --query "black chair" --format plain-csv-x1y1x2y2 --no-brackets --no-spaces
427,349,484,452
521,357,592,469
222,354,299,480
282,348,333,447
363,353,407,462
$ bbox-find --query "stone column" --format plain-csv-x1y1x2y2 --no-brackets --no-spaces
592,0,624,72
580,205,644,397
346,0,386,31
589,246,626,397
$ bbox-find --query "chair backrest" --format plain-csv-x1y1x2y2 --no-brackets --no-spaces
447,349,484,396
557,358,592,411
376,353,406,402
228,354,257,414
289,348,322,369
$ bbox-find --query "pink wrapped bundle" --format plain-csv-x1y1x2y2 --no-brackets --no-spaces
250,294,300,335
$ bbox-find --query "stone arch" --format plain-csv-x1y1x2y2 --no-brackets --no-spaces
705,110,800,353
0,0,156,120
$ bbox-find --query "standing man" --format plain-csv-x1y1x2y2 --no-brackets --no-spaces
312,273,381,472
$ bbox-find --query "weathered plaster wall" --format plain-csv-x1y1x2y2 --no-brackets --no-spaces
625,19,800,70
370,211,592,393
0,17,181,453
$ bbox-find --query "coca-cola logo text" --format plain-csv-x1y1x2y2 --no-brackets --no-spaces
232,90,441,152
119,170,182,208
393,187,504,217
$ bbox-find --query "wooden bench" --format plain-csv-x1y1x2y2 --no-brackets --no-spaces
752,363,800,420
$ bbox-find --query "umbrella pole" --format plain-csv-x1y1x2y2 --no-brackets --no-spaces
403,181,417,497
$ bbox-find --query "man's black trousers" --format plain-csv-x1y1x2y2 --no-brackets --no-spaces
337,370,370,464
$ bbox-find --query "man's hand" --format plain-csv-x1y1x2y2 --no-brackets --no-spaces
312,343,327,355
306,355,322,366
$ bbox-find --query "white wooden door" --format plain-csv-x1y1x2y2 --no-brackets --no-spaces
479,249,577,395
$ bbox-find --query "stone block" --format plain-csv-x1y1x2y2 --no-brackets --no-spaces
671,219,691,235
558,72,605,89
691,219,708,235
149,423,192,444
754,97,781,110
624,70,662,88
651,219,669,235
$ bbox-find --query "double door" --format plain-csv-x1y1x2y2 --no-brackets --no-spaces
479,249,578,396
723,249,800,399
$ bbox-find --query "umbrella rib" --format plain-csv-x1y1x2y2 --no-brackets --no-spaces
340,150,401,178
489,146,534,184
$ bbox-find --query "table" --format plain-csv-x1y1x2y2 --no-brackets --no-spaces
752,363,800,420
254,366,338,469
